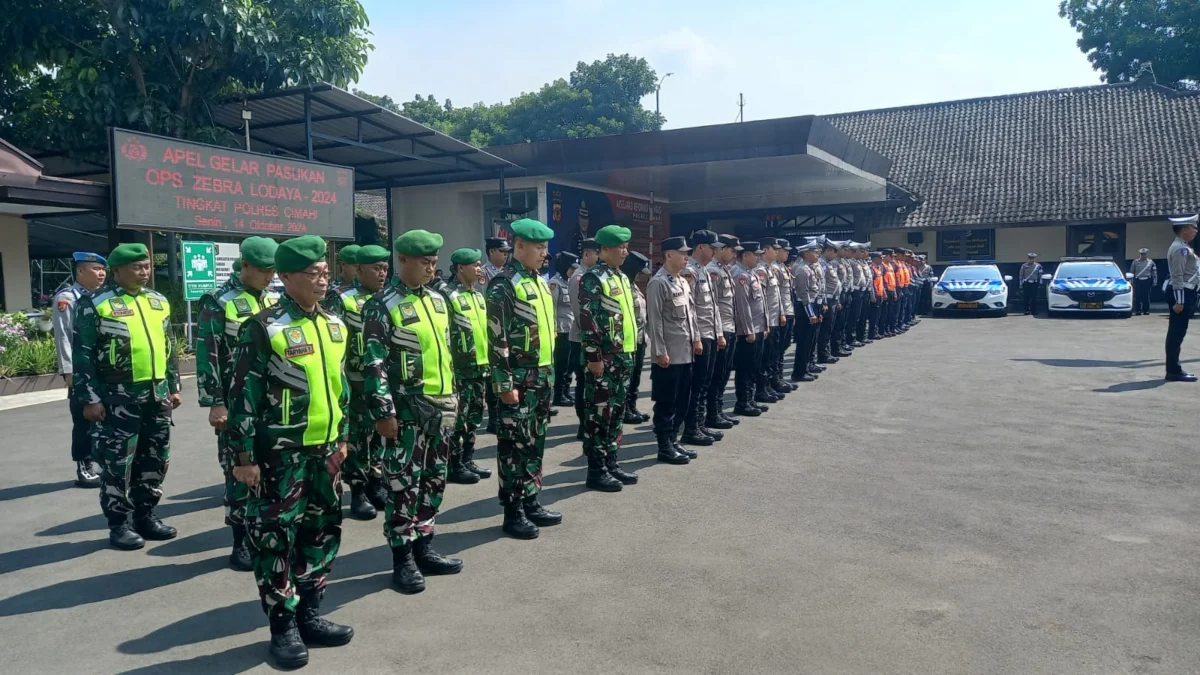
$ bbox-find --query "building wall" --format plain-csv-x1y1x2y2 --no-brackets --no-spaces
1126,219,1175,258
0,215,31,312
996,226,1065,263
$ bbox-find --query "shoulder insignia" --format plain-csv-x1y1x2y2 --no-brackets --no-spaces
56,298,70,312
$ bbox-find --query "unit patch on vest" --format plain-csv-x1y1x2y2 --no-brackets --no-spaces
233,298,253,316
284,326,314,358
521,280,539,299
399,302,420,326
431,296,446,313
110,298,135,317
328,323,344,342
609,283,623,296
148,297,164,311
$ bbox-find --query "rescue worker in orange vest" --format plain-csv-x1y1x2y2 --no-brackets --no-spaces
869,251,886,340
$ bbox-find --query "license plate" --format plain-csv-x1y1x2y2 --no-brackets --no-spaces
956,302,978,309
1080,302,1103,309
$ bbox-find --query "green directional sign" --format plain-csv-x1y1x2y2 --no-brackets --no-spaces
182,241,216,301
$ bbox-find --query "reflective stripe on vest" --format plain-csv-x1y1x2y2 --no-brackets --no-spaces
94,290,170,382
452,290,490,366
603,272,638,353
511,272,555,367
385,290,454,396
266,313,346,447
220,288,275,337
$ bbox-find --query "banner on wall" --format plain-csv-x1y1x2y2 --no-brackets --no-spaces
547,182,668,258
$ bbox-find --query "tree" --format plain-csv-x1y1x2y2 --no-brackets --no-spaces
1060,0,1200,89
0,0,373,159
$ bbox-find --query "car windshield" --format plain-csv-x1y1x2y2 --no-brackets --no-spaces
1056,263,1121,279
940,266,1000,281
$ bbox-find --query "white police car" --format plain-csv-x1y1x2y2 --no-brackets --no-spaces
1042,257,1133,318
930,262,1012,317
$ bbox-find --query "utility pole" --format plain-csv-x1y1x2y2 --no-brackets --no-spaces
737,93,745,122
655,72,674,125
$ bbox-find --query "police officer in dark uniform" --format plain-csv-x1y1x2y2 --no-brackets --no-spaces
1166,215,1200,381
52,251,108,487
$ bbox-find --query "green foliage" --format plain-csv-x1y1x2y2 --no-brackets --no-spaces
0,338,58,377
1060,0,1200,89
0,0,373,160
353,53,662,147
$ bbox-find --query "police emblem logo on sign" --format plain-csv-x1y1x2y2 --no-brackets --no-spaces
110,298,134,317
233,298,253,316
284,326,314,358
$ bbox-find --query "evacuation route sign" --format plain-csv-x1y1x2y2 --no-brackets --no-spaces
182,241,216,301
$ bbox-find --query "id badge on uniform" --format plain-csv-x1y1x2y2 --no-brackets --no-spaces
284,327,314,358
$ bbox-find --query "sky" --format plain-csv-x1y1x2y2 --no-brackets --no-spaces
353,0,1102,130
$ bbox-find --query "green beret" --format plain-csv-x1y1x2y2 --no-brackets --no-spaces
108,243,149,268
450,248,481,265
240,236,278,269
337,244,361,264
509,218,555,243
275,235,327,273
393,229,443,257
595,225,631,247
355,245,390,265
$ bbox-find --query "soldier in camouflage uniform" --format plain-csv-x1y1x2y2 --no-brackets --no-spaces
321,244,391,522
325,244,359,306
578,225,641,492
486,218,564,540
225,236,354,668
444,248,493,485
195,236,279,571
621,251,652,425
362,230,464,595
72,243,182,551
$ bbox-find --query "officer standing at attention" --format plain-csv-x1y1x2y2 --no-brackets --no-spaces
326,244,360,305
1131,248,1158,316
731,241,769,417
486,219,563,540
578,224,641,490
867,251,886,340
1165,215,1200,381
818,238,844,363
704,235,740,429
479,237,512,433
224,235,353,668
754,238,785,403
679,230,725,446
444,248,494,485
569,239,601,437
53,251,107,488
770,238,797,393
646,236,699,463
1018,253,1042,316
549,251,579,407
790,240,823,382
621,251,653,425
196,236,279,570
73,243,182,550
360,230,463,594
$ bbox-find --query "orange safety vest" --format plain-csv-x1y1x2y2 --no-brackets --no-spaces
883,262,897,291
897,263,910,287
872,265,886,296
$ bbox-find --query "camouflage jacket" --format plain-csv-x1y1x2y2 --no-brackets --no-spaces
486,260,555,392
320,279,375,377
195,277,276,406
225,294,350,463
578,260,635,361
445,279,490,380
71,281,181,405
361,282,453,420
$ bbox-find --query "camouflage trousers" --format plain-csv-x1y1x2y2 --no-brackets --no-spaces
450,375,485,466
96,398,172,527
246,446,342,616
496,366,553,506
379,397,450,548
583,354,633,461
344,378,381,489
217,431,248,527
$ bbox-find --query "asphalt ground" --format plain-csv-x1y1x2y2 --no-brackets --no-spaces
1,312,1198,674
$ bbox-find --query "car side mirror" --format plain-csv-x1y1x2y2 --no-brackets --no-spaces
1003,275,1013,282
1124,272,1133,279
1040,274,1052,281
929,276,939,283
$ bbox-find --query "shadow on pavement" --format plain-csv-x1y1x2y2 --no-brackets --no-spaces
0,555,227,617
147,527,228,558
0,537,109,575
0,481,75,503
1093,379,1169,393
117,640,275,673
1010,357,1198,370
168,484,223,501
37,495,222,537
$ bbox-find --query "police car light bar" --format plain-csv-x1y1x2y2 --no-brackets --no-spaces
1059,256,1114,261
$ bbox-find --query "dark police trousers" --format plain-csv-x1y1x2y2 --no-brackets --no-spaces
626,341,647,412
651,362,693,435
708,332,736,417
818,303,838,358
686,338,717,428
734,333,763,405
553,332,573,397
69,394,94,463
569,341,585,420
792,309,818,378
1022,283,1039,314
1166,289,1197,375
1134,278,1153,314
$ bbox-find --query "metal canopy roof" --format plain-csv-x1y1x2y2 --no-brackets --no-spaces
31,84,518,190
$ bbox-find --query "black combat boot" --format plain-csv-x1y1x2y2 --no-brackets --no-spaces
447,459,480,485
576,424,586,440
134,510,177,541
656,432,690,464
552,385,572,408
732,392,761,416
391,543,426,594
628,398,650,423
229,525,254,572
109,519,145,551
605,452,639,485
268,609,309,669
296,587,354,647
75,460,100,488
754,389,777,405
672,429,698,459
706,412,734,430
681,423,714,446
623,406,643,424
502,501,539,539
349,485,377,520
523,497,564,525
462,440,491,478
586,455,623,492
413,534,464,576
367,475,389,511
700,424,724,441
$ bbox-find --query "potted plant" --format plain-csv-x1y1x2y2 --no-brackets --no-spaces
34,308,53,333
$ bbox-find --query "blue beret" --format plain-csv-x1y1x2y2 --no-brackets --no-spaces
73,251,106,265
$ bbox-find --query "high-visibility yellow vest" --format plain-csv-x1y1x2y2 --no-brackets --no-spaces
265,312,347,447
219,287,277,338
511,271,555,367
94,288,172,382
385,288,454,396
336,287,372,375
602,271,638,353
450,288,489,366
